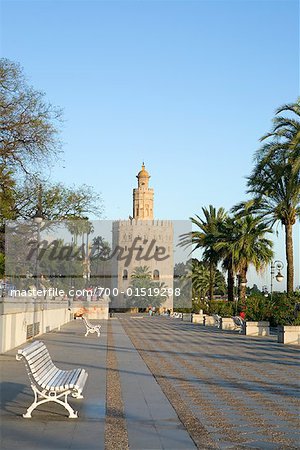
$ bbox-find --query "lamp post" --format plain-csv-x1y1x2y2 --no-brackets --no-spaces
33,185,43,298
270,260,284,301
235,275,239,314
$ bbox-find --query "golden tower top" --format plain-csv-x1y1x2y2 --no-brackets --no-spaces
133,163,154,219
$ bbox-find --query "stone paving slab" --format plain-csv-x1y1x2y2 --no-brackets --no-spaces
120,315,300,450
1,314,300,449
111,319,196,449
0,319,107,450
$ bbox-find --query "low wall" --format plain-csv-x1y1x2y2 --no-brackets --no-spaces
192,314,204,324
203,316,216,326
182,313,192,322
278,326,300,345
0,299,109,353
221,317,236,331
0,305,72,353
245,321,270,336
72,300,109,320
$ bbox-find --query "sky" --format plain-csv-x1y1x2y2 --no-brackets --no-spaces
0,0,299,290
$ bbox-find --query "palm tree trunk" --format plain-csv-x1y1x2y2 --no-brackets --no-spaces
209,261,215,301
239,266,247,306
285,223,294,295
227,266,234,301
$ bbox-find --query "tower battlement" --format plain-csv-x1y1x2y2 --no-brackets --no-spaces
113,219,173,228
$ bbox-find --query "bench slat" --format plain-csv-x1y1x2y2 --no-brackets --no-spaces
40,367,60,389
34,361,56,382
27,348,50,366
26,349,47,365
29,356,53,374
62,368,80,391
45,371,67,390
18,341,45,360
73,369,88,392
67,368,82,390
49,370,71,391
48,369,79,392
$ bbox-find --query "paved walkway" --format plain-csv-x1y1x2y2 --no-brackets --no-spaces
0,319,107,450
120,315,300,450
0,315,299,449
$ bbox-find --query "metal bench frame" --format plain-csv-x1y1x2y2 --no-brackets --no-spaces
212,314,222,328
232,316,245,333
16,340,88,418
81,316,101,337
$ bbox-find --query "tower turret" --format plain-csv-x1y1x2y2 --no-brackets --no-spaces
133,163,154,219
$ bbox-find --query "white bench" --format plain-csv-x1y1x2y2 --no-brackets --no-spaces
16,340,88,418
81,316,101,337
212,314,222,328
232,316,245,333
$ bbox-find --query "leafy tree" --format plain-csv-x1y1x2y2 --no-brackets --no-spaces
15,180,103,221
0,58,62,178
0,60,104,278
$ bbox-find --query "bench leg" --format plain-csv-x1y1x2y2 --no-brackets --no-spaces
85,327,100,337
23,385,78,419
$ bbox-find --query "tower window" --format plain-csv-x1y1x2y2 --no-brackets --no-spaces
153,270,160,280
123,269,128,280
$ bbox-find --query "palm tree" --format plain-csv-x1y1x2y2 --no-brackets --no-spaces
258,99,300,173
127,265,166,309
90,236,111,285
180,205,227,300
235,100,300,294
214,216,236,301
191,259,211,299
215,215,273,304
190,258,226,300
130,265,152,280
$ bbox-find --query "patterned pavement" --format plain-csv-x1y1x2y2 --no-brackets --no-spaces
119,315,300,450
0,315,299,450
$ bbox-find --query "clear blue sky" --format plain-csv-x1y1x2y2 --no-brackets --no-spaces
0,0,299,290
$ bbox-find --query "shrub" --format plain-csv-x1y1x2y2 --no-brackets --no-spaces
208,300,234,317
245,292,300,326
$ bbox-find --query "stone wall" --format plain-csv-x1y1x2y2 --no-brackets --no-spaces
0,305,72,353
0,299,109,353
278,326,300,345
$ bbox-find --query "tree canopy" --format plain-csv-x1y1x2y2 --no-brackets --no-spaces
0,58,62,177
0,59,104,277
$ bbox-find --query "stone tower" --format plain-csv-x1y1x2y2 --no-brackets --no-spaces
111,164,174,311
133,163,154,220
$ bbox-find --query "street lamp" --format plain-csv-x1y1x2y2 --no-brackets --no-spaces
262,285,268,297
270,260,284,301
